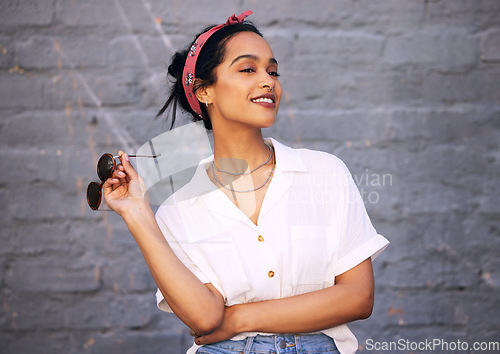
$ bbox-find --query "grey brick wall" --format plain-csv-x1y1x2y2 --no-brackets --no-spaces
1,1,499,353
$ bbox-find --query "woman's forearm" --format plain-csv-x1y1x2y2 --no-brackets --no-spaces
122,203,224,335
237,259,374,334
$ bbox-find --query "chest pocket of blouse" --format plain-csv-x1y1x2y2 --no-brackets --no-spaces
290,225,331,293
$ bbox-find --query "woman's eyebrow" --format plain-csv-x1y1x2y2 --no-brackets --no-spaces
230,54,278,67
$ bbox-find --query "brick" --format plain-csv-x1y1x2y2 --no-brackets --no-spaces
294,32,384,65
139,36,173,69
0,112,88,150
115,30,192,72
74,218,138,251
262,30,295,65
87,71,143,107
0,293,65,330
481,30,500,62
57,0,122,28
152,0,243,34
481,257,500,289
426,69,500,104
39,73,94,109
289,71,424,109
244,0,331,25
343,0,426,34
48,71,155,111
0,331,72,353
244,0,427,33
109,36,150,70
423,72,481,104
63,294,153,329
6,179,90,221
5,257,100,293
0,189,9,228
0,262,4,292
16,35,108,70
0,148,63,189
0,36,14,69
7,222,84,256
382,107,492,143
116,107,168,145
478,69,500,103
424,0,500,31
78,331,187,354
384,32,477,71
88,0,163,36
0,0,53,27
376,290,498,329
102,258,155,293
0,73,45,108
377,292,470,327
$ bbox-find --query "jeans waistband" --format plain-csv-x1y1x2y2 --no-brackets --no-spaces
197,333,339,354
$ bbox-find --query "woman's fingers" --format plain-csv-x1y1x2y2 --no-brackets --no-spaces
112,166,127,184
118,151,139,180
102,177,118,195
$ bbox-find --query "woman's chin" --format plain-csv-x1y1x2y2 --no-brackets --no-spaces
257,112,277,128
262,119,276,129
253,116,276,129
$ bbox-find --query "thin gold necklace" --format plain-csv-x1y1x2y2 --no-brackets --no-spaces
211,145,275,193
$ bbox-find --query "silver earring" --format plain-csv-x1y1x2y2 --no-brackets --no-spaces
205,101,209,107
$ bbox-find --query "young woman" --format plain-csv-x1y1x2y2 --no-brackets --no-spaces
102,11,389,354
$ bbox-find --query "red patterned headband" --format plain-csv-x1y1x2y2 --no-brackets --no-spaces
182,10,253,119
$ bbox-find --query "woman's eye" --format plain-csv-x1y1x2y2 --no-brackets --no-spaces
240,68,255,73
269,71,280,77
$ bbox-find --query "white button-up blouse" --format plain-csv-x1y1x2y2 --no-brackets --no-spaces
155,138,389,354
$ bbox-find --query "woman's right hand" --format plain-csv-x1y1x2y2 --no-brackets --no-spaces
102,151,149,216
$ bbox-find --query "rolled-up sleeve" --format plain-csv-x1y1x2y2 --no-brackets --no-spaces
334,161,389,276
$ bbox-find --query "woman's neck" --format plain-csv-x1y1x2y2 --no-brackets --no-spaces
212,128,270,173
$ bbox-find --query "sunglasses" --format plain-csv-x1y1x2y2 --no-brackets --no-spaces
86,153,160,210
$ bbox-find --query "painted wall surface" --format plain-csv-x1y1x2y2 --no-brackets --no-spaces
1,0,499,353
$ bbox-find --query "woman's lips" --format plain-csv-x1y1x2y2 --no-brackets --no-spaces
251,93,276,108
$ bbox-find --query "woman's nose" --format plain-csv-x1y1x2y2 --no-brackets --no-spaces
259,79,275,91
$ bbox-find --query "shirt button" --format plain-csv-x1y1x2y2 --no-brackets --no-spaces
268,270,275,278
258,235,264,242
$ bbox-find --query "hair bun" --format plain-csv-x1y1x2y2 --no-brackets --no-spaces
168,52,187,81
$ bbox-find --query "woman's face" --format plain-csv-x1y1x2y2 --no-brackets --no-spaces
204,31,282,129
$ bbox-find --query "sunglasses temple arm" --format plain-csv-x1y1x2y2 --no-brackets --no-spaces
113,153,161,159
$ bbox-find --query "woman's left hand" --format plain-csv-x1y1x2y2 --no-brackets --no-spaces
192,305,244,345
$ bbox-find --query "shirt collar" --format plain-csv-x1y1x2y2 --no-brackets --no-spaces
267,137,308,173
185,137,308,205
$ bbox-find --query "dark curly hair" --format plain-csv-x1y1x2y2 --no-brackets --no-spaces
157,22,263,130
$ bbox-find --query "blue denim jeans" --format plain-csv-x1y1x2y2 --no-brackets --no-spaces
195,333,340,354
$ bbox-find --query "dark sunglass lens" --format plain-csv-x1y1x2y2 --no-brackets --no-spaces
87,182,102,210
97,153,115,181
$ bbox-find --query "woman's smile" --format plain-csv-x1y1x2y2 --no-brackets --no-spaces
251,93,276,108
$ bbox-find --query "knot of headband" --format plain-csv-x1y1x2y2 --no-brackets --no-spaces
182,10,253,119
